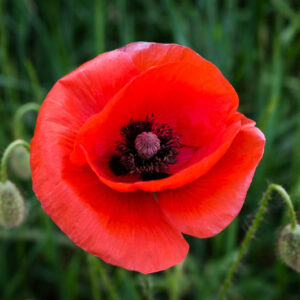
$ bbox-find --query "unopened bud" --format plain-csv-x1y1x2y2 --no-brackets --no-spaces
278,223,300,272
0,181,26,228
9,146,31,180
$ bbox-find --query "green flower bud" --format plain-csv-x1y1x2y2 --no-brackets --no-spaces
9,146,31,180
0,181,26,228
278,223,300,272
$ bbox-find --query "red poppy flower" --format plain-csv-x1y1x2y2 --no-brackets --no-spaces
30,42,265,273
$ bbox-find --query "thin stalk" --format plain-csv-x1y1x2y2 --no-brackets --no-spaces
0,228,73,246
1,139,30,183
270,184,297,229
24,60,44,103
218,183,297,300
142,275,153,300
94,0,105,54
89,255,119,300
165,263,184,300
13,102,40,139
87,254,102,300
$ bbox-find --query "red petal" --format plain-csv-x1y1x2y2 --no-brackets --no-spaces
121,43,239,143
31,161,188,273
59,49,139,116
32,165,189,273
157,117,265,238
121,42,206,71
71,62,240,192
121,43,239,146
31,102,188,274
35,49,139,166
31,47,188,273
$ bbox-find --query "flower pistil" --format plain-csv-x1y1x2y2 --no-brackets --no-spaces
109,115,181,181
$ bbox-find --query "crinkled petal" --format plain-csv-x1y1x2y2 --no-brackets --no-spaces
30,47,188,273
71,62,240,192
58,49,139,126
157,117,265,238
31,160,188,273
122,42,211,71
31,112,188,275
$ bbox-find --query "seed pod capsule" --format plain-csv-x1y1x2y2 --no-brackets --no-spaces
0,181,26,228
9,146,31,180
278,223,300,272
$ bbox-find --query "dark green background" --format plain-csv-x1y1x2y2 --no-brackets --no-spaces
0,0,300,299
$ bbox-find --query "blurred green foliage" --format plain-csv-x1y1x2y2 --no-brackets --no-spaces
0,0,300,299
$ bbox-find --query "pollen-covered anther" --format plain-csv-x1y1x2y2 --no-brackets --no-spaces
135,132,161,160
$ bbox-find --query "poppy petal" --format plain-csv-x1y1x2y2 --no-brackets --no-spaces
121,42,206,71
32,163,188,273
31,47,188,273
34,49,139,166
78,118,241,193
31,108,188,274
59,49,139,115
157,117,265,238
71,62,240,192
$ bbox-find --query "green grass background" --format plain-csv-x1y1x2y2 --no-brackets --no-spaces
1,0,300,299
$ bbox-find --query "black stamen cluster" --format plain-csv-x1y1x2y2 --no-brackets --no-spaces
109,115,181,181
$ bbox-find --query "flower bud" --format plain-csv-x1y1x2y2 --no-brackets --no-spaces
0,181,26,228
278,223,300,272
9,146,31,180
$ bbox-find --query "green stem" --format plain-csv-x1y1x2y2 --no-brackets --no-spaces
142,275,153,300
87,254,102,300
88,254,119,300
218,183,297,300
1,139,30,183
0,228,72,246
270,184,297,229
13,102,40,139
165,263,184,300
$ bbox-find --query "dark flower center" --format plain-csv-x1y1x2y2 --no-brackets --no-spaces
135,132,161,160
109,115,181,181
